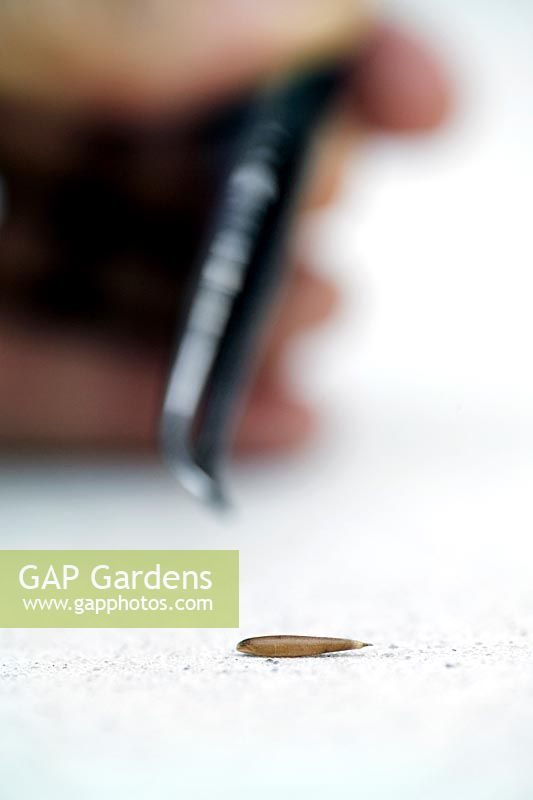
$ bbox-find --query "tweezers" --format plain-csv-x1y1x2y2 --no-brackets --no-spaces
159,66,343,507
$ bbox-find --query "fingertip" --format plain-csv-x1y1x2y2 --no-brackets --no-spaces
288,267,341,329
234,386,315,456
352,24,452,132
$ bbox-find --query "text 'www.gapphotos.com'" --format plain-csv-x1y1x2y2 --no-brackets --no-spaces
21,596,214,616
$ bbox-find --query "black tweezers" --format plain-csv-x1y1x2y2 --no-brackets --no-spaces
159,66,343,507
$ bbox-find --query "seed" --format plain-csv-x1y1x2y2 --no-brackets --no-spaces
236,635,372,658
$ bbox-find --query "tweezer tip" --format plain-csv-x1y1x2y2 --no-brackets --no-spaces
160,416,229,509
166,452,229,509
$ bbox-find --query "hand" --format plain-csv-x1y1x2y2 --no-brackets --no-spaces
0,2,450,454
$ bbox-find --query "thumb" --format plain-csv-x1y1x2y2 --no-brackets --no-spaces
0,0,369,118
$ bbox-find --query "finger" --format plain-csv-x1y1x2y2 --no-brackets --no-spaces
0,319,163,446
303,113,361,210
0,0,370,118
302,24,451,209
233,378,315,455
261,265,340,374
350,24,451,131
0,317,317,454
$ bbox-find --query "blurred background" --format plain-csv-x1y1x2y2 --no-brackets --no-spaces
1,0,532,797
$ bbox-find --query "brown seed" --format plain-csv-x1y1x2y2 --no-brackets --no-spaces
236,635,373,658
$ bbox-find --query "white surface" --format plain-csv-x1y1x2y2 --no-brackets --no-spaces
1,1,533,797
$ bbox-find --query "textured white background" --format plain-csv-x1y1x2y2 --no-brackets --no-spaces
1,0,533,796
